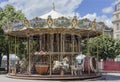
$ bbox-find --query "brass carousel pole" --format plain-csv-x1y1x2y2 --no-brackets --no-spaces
63,33,65,54
50,34,53,75
7,35,10,73
87,34,90,55
9,36,12,73
44,34,46,50
60,33,64,75
96,40,99,73
78,36,81,53
57,33,60,60
60,33,63,60
14,36,17,75
27,35,31,75
39,34,42,50
72,34,75,65
14,36,16,57
47,34,50,51
87,34,90,75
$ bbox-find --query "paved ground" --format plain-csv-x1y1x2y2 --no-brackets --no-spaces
1,73,120,82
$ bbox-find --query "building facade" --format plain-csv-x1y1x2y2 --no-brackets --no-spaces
113,2,120,39
104,27,113,37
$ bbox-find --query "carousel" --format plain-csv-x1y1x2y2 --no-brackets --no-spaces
3,4,105,80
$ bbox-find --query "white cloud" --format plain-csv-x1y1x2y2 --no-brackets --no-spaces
91,0,118,27
100,0,120,27
82,13,113,27
0,0,83,19
102,0,119,14
102,7,113,14
82,13,97,21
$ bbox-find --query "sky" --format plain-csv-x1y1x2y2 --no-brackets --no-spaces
0,0,118,27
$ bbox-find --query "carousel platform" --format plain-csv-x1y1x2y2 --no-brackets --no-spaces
7,73,101,80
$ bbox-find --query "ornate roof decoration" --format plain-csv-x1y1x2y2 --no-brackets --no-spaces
78,18,91,29
2,16,105,38
2,17,105,32
2,3,106,38
54,17,70,27
30,17,46,28
52,2,55,11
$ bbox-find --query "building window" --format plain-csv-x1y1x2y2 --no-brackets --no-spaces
116,14,119,19
117,23,120,30
116,3,120,11
116,34,120,38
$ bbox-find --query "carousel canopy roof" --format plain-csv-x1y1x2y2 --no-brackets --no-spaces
2,17,105,38
2,3,106,38
39,2,65,19
39,10,64,19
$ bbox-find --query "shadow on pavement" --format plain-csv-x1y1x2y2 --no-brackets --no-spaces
103,74,120,80
89,73,120,81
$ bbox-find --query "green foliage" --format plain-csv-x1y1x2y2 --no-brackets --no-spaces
88,34,120,60
17,40,27,60
0,4,25,66
0,4,25,30
81,39,88,54
3,4,25,23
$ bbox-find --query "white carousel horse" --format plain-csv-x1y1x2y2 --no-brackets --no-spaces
53,57,69,71
71,64,83,75
71,54,86,75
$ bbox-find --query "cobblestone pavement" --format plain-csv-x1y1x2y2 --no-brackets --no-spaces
1,73,120,82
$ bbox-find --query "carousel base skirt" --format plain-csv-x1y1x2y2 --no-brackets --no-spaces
7,73,101,80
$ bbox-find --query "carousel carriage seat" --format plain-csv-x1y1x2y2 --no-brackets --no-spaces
35,64,49,75
35,62,49,75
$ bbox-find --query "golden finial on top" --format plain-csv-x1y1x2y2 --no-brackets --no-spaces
52,2,55,10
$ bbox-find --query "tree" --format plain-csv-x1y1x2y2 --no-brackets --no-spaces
0,4,25,71
3,4,25,23
88,34,120,60
81,39,88,54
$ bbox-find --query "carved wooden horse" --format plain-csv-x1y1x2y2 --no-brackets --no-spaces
53,57,69,71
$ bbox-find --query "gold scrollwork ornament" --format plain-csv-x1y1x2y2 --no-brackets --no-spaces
47,15,54,28
91,19,96,30
8,22,13,31
71,16,78,28
23,19,30,28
